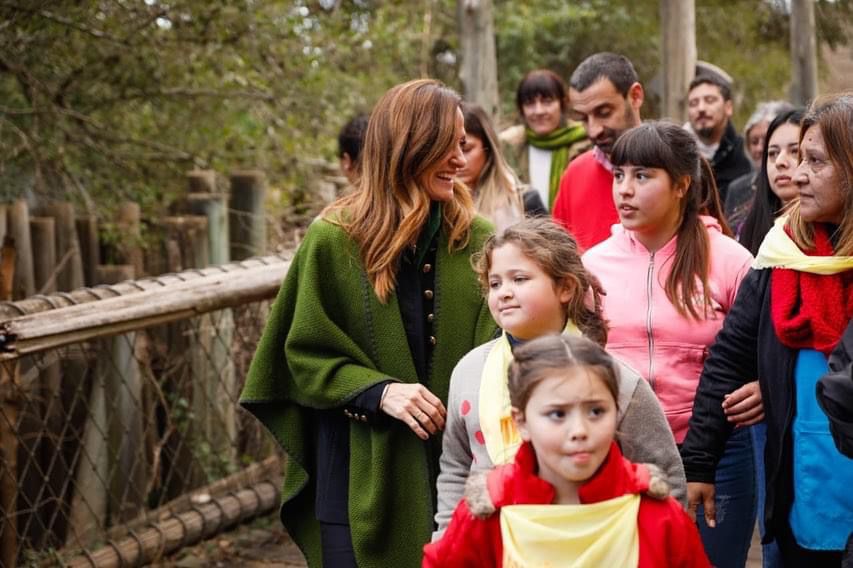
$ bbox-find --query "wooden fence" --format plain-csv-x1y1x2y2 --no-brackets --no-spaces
0,253,291,567
0,170,268,303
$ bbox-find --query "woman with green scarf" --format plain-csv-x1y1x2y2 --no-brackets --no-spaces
498,69,589,211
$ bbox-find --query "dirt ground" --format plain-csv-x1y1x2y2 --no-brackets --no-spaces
156,512,763,567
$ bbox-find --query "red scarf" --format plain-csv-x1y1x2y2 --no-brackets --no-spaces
771,224,853,355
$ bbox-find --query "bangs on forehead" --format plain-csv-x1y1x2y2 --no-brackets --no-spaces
518,72,564,106
610,125,669,170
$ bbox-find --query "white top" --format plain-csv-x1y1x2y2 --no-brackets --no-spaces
528,145,552,211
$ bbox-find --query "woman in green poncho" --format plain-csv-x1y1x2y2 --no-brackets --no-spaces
498,69,590,211
240,79,496,567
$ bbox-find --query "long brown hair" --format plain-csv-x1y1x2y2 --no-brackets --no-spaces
610,121,727,320
461,102,523,225
473,218,608,346
323,79,476,302
787,92,853,256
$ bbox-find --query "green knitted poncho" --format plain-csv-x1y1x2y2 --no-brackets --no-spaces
240,216,496,567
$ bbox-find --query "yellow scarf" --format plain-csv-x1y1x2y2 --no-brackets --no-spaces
501,495,641,568
479,323,582,465
754,215,853,274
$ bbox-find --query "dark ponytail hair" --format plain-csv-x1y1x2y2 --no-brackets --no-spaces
610,121,719,320
739,108,805,255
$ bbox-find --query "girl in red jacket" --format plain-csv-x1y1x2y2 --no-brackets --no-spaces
423,334,709,568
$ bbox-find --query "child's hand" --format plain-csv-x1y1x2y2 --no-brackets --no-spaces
686,482,716,528
722,381,764,426
380,383,446,440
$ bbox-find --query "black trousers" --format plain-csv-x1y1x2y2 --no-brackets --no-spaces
320,522,358,567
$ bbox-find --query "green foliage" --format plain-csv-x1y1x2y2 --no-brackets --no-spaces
0,1,850,218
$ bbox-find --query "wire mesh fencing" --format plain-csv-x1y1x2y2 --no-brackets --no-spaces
0,257,290,567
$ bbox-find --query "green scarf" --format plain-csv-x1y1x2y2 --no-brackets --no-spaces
526,124,587,208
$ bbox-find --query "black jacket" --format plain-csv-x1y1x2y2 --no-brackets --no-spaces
680,268,797,544
818,319,853,458
711,122,753,205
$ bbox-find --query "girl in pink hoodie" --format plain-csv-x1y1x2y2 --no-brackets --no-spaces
582,121,756,567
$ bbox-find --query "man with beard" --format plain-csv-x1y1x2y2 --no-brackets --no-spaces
684,70,752,204
551,52,644,250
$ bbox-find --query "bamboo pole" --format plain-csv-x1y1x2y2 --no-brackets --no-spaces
229,171,267,261
0,360,20,568
65,480,279,568
8,199,34,300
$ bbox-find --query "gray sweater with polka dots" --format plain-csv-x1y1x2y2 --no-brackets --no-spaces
432,337,687,539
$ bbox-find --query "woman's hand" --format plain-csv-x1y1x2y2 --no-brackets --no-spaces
722,381,764,426
380,383,447,440
687,482,717,527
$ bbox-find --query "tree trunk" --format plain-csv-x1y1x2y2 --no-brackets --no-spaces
660,0,696,123
457,0,500,120
790,0,818,106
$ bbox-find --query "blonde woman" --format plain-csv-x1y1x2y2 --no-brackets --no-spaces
459,102,545,231
240,79,496,567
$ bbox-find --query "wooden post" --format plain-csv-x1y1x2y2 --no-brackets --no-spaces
229,171,267,261
0,360,20,568
31,217,57,295
187,170,217,194
790,0,818,105
117,202,144,279
187,194,236,462
8,199,35,300
162,216,211,495
66,264,140,546
29,217,69,547
42,202,85,293
75,215,100,288
660,0,696,123
457,0,500,120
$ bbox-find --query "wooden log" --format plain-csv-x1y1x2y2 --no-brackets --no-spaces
8,199,35,300
117,202,144,279
0,254,288,322
229,171,267,261
42,202,85,293
75,216,100,288
106,455,280,540
65,480,279,568
0,259,289,359
0,360,20,568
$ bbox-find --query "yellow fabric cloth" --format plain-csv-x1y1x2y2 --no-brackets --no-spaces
500,494,641,568
753,216,853,274
479,323,582,465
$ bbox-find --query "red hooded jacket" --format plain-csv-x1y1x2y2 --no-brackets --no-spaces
423,442,709,568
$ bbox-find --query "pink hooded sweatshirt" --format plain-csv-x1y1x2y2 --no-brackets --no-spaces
582,216,753,442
